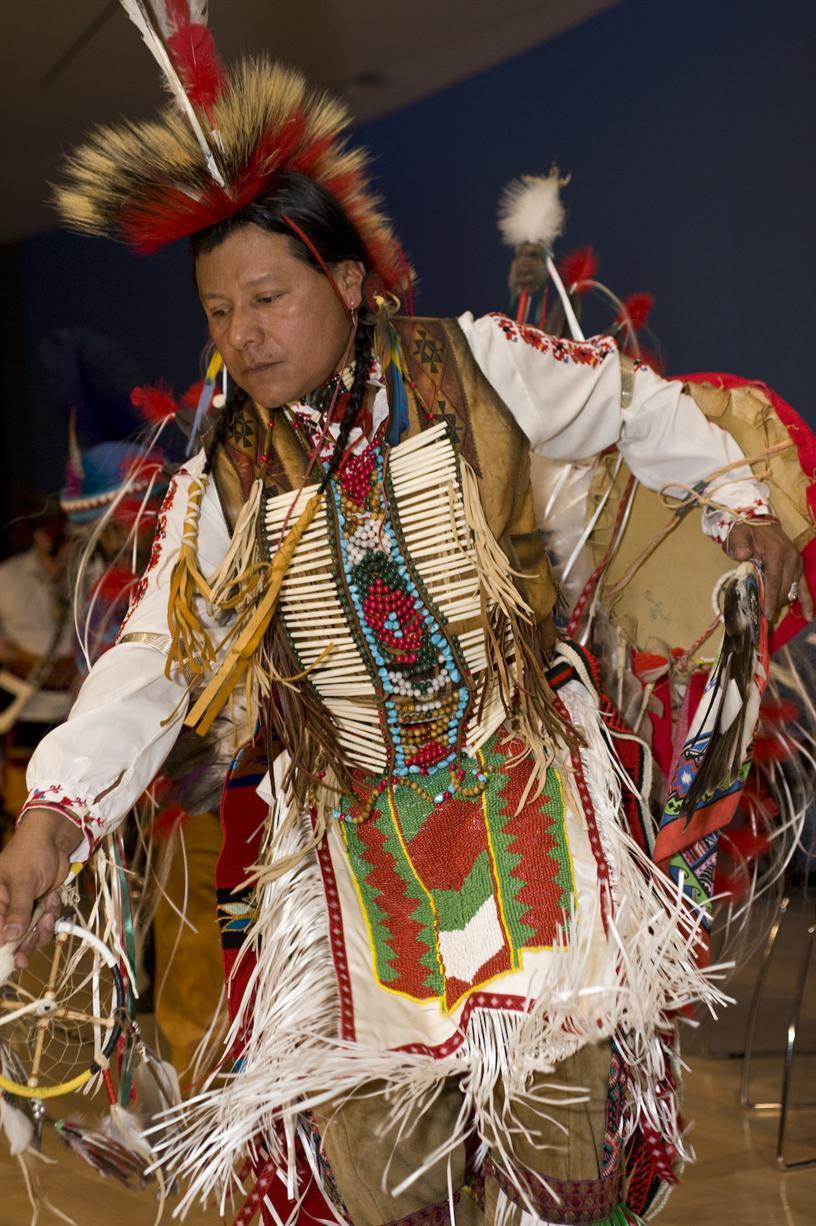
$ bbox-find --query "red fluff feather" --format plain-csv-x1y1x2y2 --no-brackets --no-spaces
131,383,180,422
93,566,137,603
619,291,654,331
164,3,225,118
720,828,772,860
632,344,664,374
753,733,796,761
559,246,597,292
113,497,161,528
166,0,192,26
760,698,798,723
181,379,204,410
713,868,749,900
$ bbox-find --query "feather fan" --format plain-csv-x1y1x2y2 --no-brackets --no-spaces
681,563,765,817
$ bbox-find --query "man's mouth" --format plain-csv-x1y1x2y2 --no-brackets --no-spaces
241,360,280,375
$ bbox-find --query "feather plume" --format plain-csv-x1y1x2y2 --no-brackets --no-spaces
0,1045,42,1151
55,1117,153,1186
118,0,225,184
1,1044,35,1156
680,563,765,817
497,169,567,249
167,31,224,115
0,1095,33,1157
618,291,654,331
181,379,204,410
145,3,226,116
158,0,209,36
0,945,16,985
66,411,85,492
559,246,597,292
131,381,180,422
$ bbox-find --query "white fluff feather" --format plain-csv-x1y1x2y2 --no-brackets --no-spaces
497,171,566,249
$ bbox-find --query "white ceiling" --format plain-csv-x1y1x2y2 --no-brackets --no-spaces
0,0,618,242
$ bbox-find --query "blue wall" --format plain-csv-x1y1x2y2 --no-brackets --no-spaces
9,0,815,501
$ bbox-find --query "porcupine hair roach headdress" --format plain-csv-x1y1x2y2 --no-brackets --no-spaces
53,2,413,299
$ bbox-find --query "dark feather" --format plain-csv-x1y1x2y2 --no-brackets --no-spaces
681,570,760,817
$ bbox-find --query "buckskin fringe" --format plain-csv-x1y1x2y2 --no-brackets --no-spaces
181,490,325,737
460,459,564,795
166,475,217,682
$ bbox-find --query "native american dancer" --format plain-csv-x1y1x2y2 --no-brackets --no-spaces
0,6,809,1225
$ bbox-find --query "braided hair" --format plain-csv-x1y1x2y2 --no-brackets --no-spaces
202,381,247,476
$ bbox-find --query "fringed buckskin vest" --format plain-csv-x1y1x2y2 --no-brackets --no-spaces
209,317,560,802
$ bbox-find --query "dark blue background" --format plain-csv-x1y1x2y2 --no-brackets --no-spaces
6,0,815,502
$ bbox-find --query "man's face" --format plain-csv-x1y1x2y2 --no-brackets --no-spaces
195,224,364,408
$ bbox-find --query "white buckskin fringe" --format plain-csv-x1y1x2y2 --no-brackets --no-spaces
149,683,732,1219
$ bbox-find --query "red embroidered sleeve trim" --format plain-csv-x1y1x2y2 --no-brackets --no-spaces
488,313,617,367
18,786,100,856
116,471,184,639
708,499,773,546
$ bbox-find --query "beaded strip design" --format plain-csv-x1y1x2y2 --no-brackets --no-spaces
485,1156,621,1225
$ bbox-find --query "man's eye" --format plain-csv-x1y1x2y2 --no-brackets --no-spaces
257,293,282,305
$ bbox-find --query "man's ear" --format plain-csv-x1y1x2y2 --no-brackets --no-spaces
337,260,366,309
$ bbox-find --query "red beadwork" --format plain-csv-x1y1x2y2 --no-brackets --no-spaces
361,578,424,656
338,449,377,505
405,740,448,769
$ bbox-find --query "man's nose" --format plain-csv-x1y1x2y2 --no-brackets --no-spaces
226,306,264,351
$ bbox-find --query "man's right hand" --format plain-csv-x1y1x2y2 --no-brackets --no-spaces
0,809,81,968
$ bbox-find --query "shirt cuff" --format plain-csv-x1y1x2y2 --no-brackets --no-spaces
18,786,101,863
702,496,774,546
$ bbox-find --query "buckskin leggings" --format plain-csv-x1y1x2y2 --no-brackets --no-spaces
309,1039,615,1226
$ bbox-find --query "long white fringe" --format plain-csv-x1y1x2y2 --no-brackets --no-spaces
149,684,733,1218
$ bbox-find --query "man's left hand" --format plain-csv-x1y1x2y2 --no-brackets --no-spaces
727,521,812,622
